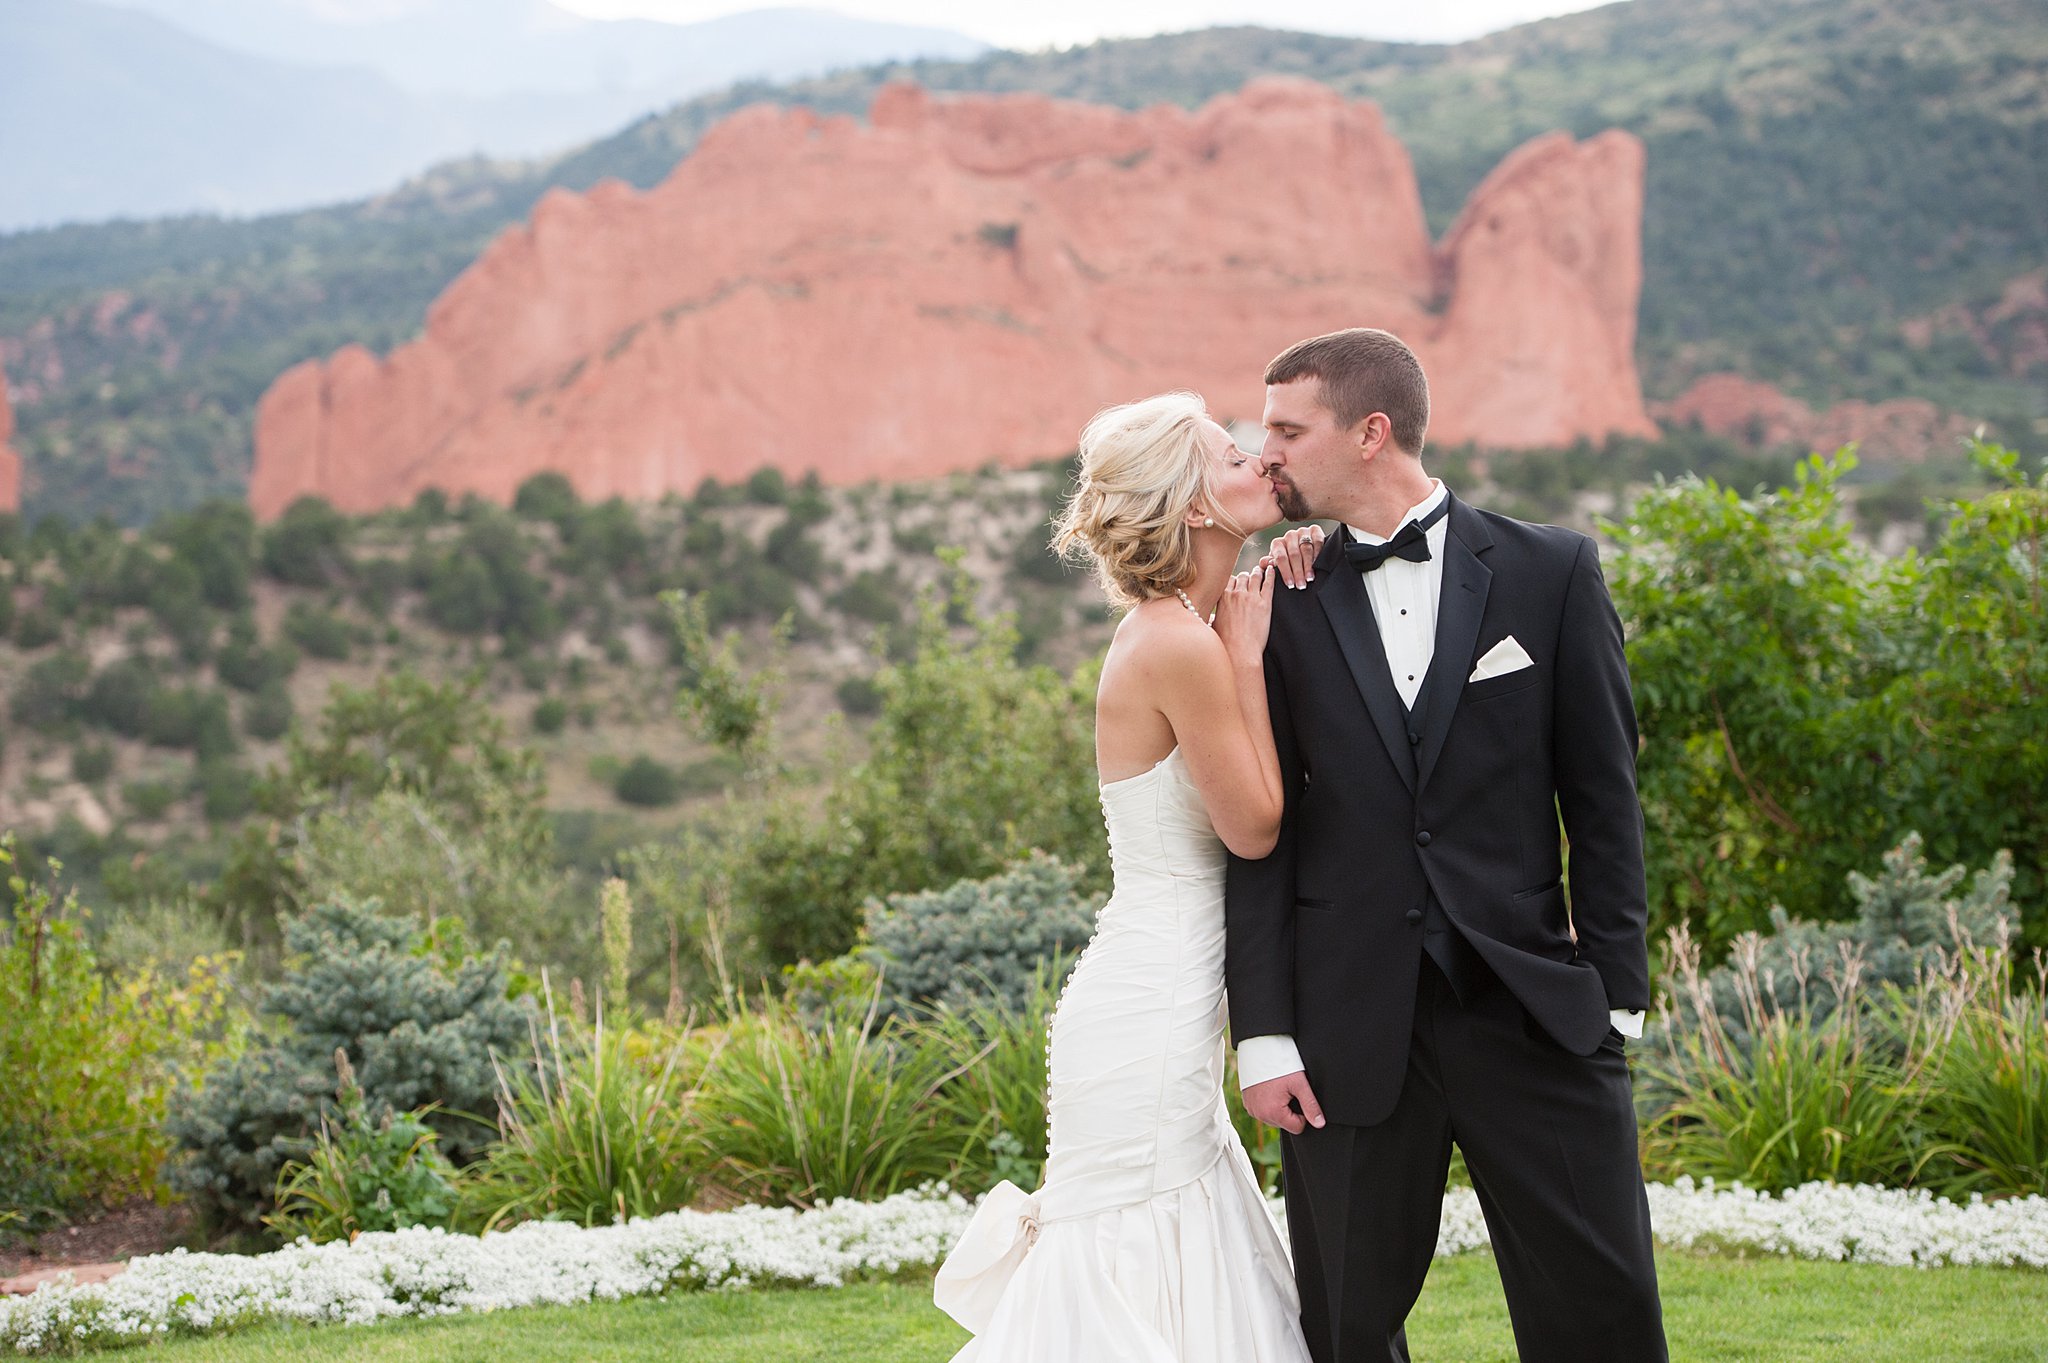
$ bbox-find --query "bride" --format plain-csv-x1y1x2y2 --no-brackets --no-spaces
934,392,1315,1362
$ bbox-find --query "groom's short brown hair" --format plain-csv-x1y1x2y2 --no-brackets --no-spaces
1265,328,1430,454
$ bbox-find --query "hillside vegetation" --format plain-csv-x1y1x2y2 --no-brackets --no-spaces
1,0,2041,525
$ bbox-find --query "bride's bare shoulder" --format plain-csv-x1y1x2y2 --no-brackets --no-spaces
1106,599,1227,679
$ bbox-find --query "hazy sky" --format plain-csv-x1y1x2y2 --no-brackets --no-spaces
552,0,1623,51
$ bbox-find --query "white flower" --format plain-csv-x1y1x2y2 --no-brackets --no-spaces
4,1181,2041,1353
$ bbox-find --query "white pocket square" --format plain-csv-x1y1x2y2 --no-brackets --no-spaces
1469,635,1534,684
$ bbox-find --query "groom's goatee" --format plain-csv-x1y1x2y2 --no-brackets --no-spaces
1271,477,1311,522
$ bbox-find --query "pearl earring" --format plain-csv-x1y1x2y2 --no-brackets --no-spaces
1203,516,1215,528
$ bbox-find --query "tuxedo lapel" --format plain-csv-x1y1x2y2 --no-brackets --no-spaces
1314,529,1418,793
1413,498,1494,792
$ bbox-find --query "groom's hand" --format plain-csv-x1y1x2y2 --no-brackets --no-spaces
1243,1070,1326,1134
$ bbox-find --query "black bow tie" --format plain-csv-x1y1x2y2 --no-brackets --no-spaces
1343,499,1449,573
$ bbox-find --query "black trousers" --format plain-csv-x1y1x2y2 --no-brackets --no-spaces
1280,956,1667,1363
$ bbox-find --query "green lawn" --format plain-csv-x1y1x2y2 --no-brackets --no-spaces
109,1252,2048,1362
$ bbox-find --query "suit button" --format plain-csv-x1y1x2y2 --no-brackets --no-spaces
1405,908,1423,926
1415,830,1432,846
1408,731,1421,745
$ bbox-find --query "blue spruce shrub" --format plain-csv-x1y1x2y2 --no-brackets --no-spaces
166,899,532,1232
864,852,1096,1015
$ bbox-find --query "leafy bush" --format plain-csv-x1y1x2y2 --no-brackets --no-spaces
693,985,961,1208
669,574,1099,972
12,607,60,649
196,757,255,822
9,651,90,728
70,741,115,784
264,1060,459,1244
123,778,178,820
865,853,1094,1016
513,471,580,524
915,966,1062,1193
81,655,157,735
242,678,294,740
1613,447,2048,948
262,497,354,587
531,695,568,735
744,467,788,506
166,900,532,1232
282,601,353,662
142,683,235,757
835,674,882,716
214,618,298,693
613,755,681,807
1643,843,2044,1198
460,987,708,1231
1,838,241,1229
1657,834,2013,1038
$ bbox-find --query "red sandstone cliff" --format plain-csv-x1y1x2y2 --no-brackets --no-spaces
0,366,21,515
250,78,1655,519
1653,373,1975,463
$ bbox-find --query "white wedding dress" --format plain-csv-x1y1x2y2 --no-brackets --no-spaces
935,747,1311,1363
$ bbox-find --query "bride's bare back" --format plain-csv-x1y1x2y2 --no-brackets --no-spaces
1094,574,1284,861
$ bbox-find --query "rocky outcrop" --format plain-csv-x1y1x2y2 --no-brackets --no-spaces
250,78,1655,519
1654,373,1975,463
0,366,21,514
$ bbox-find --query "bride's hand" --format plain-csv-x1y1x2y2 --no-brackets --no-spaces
1213,562,1276,667
1266,524,1325,590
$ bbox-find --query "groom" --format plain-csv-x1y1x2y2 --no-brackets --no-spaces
1226,328,1667,1362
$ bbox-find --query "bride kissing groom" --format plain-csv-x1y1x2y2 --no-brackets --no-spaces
937,327,1667,1363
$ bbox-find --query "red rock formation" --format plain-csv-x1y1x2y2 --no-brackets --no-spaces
1654,373,1975,463
250,79,1655,519
0,365,21,515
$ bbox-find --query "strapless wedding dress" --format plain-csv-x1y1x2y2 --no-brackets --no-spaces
935,748,1310,1363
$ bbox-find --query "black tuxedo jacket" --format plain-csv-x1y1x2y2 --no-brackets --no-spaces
1224,494,1652,1128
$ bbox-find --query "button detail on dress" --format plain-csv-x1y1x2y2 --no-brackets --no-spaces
1415,830,1432,846
1405,908,1423,926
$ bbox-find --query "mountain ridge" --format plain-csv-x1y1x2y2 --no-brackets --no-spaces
2,0,2042,525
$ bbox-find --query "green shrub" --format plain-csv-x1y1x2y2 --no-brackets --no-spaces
123,778,179,820
243,678,294,740
265,1063,459,1244
531,696,569,735
1658,835,2013,1040
613,755,682,807
1,838,241,1229
262,497,354,587
460,989,707,1231
744,467,788,506
829,569,903,626
81,655,155,736
13,607,60,649
1913,940,2048,1198
914,966,1061,1193
9,651,90,728
196,758,255,822
166,900,533,1232
282,601,352,661
865,853,1094,1016
142,683,236,757
215,618,298,693
694,985,962,1208
513,471,580,524
834,674,882,716
70,741,115,785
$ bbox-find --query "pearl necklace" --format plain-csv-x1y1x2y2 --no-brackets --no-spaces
1175,588,1214,626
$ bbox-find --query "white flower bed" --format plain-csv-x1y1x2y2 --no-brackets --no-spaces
4,1181,2043,1354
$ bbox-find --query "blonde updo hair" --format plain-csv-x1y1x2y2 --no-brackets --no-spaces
1050,391,1243,610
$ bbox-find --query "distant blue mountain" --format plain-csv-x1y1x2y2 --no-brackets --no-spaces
0,0,987,229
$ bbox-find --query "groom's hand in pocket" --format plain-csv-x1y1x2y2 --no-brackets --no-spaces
1243,1070,1326,1134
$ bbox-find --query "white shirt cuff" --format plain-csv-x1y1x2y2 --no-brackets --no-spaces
1609,1008,1644,1039
1235,1034,1306,1089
